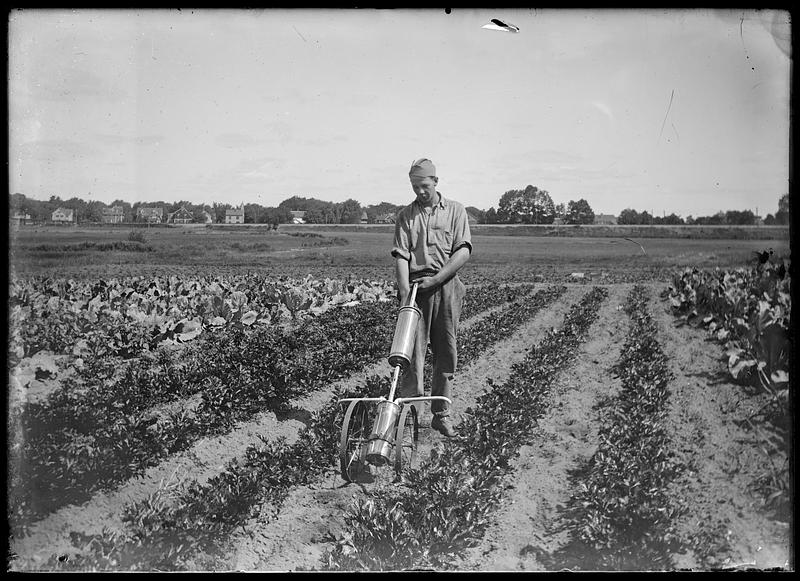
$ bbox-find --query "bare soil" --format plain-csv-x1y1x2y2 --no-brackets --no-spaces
7,284,793,572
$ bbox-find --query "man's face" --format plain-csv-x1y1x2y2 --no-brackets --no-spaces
410,176,438,207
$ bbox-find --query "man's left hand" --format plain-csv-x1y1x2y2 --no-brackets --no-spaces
415,275,440,291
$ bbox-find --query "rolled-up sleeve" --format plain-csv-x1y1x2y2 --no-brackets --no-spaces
452,205,472,255
391,210,411,261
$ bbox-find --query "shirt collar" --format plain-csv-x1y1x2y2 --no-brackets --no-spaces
415,191,446,211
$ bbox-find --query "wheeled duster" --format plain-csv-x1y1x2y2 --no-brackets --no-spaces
337,282,451,482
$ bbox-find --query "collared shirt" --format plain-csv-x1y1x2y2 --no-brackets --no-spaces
391,192,473,274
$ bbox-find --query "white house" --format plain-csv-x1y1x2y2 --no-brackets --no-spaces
225,205,245,224
51,207,75,223
290,210,306,224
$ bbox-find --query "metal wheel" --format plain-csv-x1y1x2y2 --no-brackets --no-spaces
339,400,372,482
394,403,418,478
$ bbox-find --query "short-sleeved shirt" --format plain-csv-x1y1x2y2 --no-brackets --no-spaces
391,192,472,275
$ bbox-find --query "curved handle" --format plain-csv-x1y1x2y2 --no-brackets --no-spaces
407,282,419,307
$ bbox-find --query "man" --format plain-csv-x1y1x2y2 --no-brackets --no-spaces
391,158,472,437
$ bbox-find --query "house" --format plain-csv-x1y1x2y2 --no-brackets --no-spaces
375,212,395,224
167,205,194,224
225,205,245,224
11,211,32,226
360,211,369,224
290,210,306,224
466,211,480,225
101,205,125,224
200,210,214,224
594,214,617,225
51,207,75,223
138,207,163,223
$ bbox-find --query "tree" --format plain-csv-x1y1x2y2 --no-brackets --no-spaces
661,213,684,225
484,207,498,224
338,199,362,224
566,198,595,225
496,185,554,224
617,208,639,225
466,206,486,224
212,202,232,224
725,209,756,225
775,193,790,225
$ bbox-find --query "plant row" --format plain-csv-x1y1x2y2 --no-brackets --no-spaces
323,287,608,571
8,273,397,365
664,260,790,404
10,282,523,534
19,280,525,445
34,285,567,571
551,285,683,570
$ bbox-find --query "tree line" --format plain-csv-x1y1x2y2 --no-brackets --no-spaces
9,190,789,226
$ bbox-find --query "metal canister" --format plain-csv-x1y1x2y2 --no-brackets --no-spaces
388,305,421,369
365,400,401,465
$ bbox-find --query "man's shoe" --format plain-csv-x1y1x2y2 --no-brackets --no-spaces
431,415,456,438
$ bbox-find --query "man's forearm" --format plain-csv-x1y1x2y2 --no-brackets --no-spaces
432,246,471,285
395,257,411,303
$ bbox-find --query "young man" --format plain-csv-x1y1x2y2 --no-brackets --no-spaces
391,158,472,437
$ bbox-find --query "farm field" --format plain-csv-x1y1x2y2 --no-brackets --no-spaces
6,225,792,572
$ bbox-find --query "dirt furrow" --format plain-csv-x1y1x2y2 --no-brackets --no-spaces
224,287,586,571
8,302,505,570
454,283,632,571
648,285,792,570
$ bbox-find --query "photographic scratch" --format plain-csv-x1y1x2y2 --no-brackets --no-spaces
658,89,674,142
671,122,680,142
293,25,307,43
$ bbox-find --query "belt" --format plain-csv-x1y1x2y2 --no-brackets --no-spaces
409,269,439,282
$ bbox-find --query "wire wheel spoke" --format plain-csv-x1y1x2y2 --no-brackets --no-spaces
394,404,418,478
339,401,372,482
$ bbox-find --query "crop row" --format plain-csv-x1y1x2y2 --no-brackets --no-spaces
34,285,567,571
324,287,609,571
550,285,683,570
664,260,790,404
9,282,528,535
8,274,396,365
19,281,527,445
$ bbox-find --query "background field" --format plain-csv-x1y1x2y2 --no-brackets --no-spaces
8,223,791,282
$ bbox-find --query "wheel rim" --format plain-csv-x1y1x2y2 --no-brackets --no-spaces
394,403,418,477
339,401,371,482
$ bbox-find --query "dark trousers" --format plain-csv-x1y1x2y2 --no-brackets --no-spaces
398,275,466,416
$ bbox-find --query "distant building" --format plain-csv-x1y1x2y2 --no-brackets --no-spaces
360,211,369,224
168,205,194,224
375,212,395,224
594,214,618,225
552,217,565,226
51,207,75,223
101,205,125,224
466,211,480,225
138,207,163,223
225,205,245,224
11,211,32,226
290,210,306,224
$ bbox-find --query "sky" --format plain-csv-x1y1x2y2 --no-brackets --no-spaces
8,8,792,218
